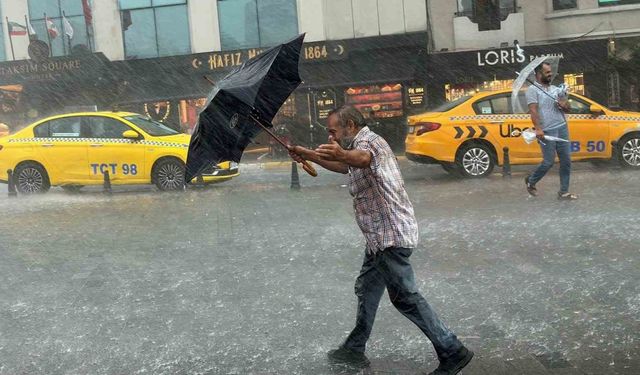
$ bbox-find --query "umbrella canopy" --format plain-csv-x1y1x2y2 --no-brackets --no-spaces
511,55,561,114
185,34,305,182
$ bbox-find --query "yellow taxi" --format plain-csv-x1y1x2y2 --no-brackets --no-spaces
0,112,239,193
406,89,640,177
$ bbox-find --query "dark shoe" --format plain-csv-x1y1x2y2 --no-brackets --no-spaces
327,346,370,368
525,176,538,197
428,346,474,375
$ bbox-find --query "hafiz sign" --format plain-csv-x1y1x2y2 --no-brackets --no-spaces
477,48,564,67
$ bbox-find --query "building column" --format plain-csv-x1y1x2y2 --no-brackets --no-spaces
188,0,220,53
93,0,124,61
297,0,326,42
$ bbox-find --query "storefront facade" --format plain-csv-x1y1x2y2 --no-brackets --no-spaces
0,52,114,130
106,32,429,151
423,39,610,109
1,32,429,151
5,34,622,154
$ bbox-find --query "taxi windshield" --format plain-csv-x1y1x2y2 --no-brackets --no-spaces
429,96,472,112
124,116,180,136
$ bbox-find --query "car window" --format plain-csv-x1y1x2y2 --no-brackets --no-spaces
86,116,134,139
49,117,82,138
567,96,591,114
514,93,528,114
473,94,510,115
124,115,179,136
34,122,50,138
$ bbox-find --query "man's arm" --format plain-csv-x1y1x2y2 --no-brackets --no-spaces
315,140,372,169
528,103,545,140
289,145,349,174
557,97,570,112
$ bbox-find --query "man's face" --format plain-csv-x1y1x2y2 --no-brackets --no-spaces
537,64,553,84
327,114,350,146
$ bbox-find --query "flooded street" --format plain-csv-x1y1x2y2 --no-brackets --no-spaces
1,161,638,374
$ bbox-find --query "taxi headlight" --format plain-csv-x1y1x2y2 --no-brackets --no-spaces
230,161,239,169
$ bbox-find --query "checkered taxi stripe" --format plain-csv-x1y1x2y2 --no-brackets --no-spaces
449,114,640,121
8,138,189,148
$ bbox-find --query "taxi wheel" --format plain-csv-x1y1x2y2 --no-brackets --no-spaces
152,158,186,191
618,134,640,169
456,143,495,178
14,162,51,194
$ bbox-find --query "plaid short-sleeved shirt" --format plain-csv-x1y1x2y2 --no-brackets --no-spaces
347,127,418,254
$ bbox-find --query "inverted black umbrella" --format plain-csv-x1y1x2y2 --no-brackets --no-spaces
185,34,316,183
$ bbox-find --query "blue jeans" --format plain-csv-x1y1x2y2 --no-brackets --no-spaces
528,126,572,194
342,247,463,359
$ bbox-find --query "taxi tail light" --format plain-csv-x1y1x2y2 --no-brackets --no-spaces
416,122,441,136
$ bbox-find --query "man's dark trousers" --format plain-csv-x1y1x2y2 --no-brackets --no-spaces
342,247,463,359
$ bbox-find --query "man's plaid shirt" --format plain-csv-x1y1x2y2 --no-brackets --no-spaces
347,126,418,254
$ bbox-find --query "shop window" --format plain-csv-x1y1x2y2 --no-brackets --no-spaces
217,0,298,50
277,96,296,118
28,0,94,57
119,0,191,59
179,98,207,134
456,0,518,31
564,73,584,95
553,0,577,10
345,84,404,119
445,79,514,102
0,85,24,115
599,0,640,6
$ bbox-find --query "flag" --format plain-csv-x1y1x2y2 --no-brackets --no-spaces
62,16,73,39
45,16,58,39
82,0,93,26
26,18,36,37
8,22,27,36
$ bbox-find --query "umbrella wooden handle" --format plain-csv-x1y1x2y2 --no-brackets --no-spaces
300,160,317,177
250,113,319,178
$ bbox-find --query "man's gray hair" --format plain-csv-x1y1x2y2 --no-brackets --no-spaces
328,105,366,128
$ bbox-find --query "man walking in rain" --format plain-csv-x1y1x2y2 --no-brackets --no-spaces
525,62,578,200
288,106,473,375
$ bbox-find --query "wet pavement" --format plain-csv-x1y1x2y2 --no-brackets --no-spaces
0,160,639,374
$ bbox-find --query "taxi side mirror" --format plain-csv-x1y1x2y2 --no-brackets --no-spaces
590,104,604,115
123,130,141,140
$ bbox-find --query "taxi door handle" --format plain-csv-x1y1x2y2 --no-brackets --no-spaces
90,144,103,147
41,144,54,147
489,120,504,124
